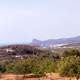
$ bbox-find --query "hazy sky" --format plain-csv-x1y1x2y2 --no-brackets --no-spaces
0,0,80,44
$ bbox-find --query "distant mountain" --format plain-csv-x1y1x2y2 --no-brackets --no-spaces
31,36,80,48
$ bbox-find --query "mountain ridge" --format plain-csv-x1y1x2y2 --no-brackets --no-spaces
31,36,80,48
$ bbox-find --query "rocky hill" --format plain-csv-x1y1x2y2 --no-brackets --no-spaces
31,36,80,48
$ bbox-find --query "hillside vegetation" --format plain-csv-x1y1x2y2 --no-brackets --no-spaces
0,45,79,80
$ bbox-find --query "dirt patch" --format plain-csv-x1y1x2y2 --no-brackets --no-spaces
0,73,77,80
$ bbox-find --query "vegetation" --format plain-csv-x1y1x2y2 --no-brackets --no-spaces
58,56,80,80
0,58,57,76
58,49,80,80
62,49,80,57
0,45,80,79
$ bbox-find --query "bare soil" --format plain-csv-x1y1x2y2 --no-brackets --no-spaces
0,73,78,80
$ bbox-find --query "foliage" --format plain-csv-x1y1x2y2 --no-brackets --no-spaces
2,58,56,75
62,49,80,57
58,56,80,79
0,65,6,73
0,48,80,79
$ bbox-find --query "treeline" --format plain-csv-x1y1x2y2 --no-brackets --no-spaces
0,49,80,80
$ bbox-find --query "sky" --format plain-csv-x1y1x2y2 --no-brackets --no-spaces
0,0,80,44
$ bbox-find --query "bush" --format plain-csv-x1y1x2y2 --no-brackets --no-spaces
5,58,57,75
41,58,57,73
58,56,80,80
0,65,6,73
62,49,80,58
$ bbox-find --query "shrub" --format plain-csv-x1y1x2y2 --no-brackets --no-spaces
58,56,80,80
0,65,6,73
62,49,80,58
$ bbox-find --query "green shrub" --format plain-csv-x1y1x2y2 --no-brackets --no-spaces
0,65,6,73
58,56,80,80
62,49,80,57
